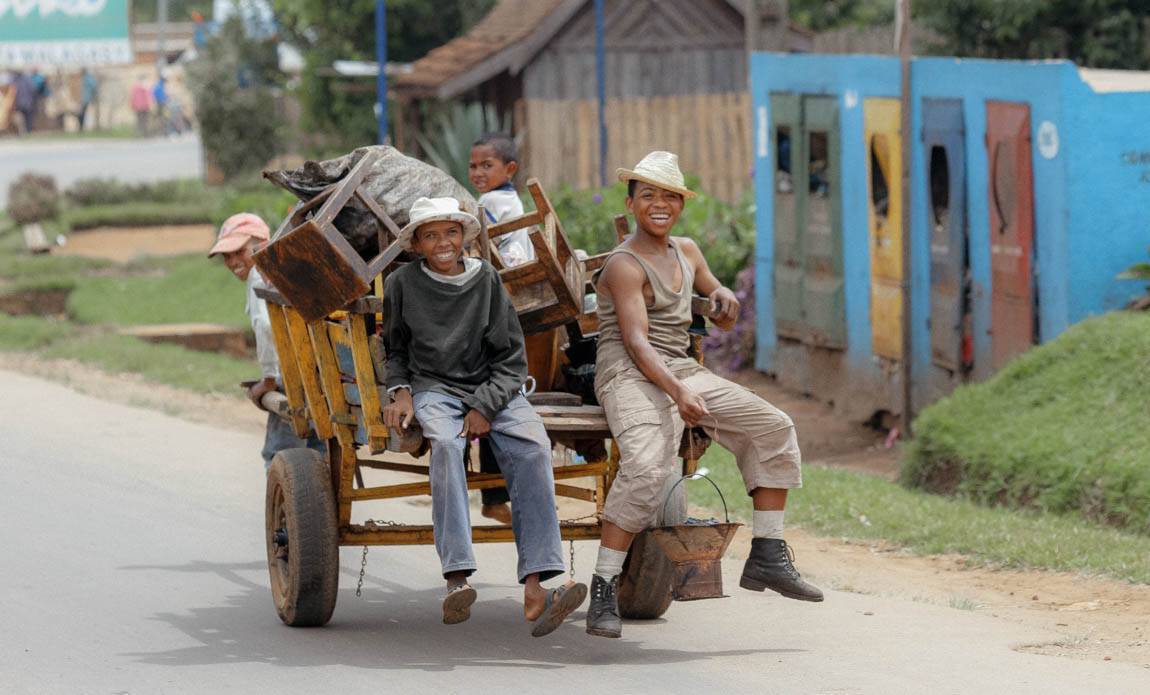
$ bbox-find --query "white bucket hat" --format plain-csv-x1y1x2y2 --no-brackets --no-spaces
616,150,696,199
397,196,481,251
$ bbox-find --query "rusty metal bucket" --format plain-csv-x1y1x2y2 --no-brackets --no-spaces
647,474,742,601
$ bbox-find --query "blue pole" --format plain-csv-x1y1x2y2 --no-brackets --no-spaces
595,0,607,186
375,0,388,144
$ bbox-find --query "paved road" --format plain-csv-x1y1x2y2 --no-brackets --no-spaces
0,135,202,206
1,370,1145,695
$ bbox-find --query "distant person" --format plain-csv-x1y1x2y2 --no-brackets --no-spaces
12,71,35,133
77,68,98,131
152,74,174,136
208,213,325,469
467,131,534,526
130,75,151,135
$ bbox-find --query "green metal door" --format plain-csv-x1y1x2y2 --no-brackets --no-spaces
800,96,845,349
771,93,804,339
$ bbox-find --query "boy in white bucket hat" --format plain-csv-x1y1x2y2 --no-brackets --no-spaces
381,197,587,635
584,152,822,639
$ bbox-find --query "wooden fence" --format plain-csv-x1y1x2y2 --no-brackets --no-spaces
521,91,752,203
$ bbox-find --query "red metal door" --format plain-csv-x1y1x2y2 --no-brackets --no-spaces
985,102,1036,369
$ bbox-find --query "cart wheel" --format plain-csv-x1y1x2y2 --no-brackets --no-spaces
265,448,339,627
617,475,687,620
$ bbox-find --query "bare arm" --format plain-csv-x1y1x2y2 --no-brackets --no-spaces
676,237,740,331
600,254,709,426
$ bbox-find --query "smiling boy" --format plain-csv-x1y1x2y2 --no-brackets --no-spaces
381,197,586,635
584,152,823,639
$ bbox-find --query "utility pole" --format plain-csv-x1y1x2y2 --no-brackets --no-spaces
376,0,389,144
594,0,607,186
156,0,169,70
897,0,914,436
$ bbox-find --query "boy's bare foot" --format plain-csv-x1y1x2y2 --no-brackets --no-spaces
481,503,512,525
529,580,588,637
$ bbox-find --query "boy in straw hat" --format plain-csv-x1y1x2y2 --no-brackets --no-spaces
584,152,822,639
208,212,325,469
381,197,587,635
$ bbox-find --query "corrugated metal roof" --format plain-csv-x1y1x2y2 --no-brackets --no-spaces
393,0,569,97
394,0,812,99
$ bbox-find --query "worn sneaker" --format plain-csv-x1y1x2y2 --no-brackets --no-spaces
443,583,478,624
585,574,622,638
740,538,824,602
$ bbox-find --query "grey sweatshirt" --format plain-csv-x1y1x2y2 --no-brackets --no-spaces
383,260,528,421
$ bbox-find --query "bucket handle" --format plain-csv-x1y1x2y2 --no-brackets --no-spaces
661,473,730,525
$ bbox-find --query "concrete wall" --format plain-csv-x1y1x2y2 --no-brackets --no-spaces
750,53,1150,419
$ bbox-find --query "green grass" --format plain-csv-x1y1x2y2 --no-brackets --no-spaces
902,311,1150,534
0,313,74,351
42,333,257,394
690,446,1150,584
67,254,247,328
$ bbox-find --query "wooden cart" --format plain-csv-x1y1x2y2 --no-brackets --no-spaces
254,167,709,627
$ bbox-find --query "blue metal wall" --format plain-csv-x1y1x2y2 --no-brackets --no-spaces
750,54,1150,415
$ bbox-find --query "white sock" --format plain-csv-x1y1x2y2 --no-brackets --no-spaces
594,546,628,580
753,510,785,540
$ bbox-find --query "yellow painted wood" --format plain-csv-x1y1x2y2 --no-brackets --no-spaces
345,314,388,450
347,462,609,502
264,304,311,437
284,310,333,441
864,98,905,360
341,522,602,546
309,320,358,525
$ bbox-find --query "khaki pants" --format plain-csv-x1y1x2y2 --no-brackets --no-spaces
597,364,802,534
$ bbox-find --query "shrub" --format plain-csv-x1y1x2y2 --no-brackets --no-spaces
7,173,60,224
64,178,207,207
186,16,285,180
546,182,755,287
902,311,1150,534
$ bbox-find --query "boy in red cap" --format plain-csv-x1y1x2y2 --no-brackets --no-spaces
208,213,325,468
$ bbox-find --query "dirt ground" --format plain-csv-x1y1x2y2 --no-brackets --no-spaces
56,224,217,262
7,351,1147,669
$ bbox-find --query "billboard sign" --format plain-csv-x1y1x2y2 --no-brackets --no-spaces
0,0,133,67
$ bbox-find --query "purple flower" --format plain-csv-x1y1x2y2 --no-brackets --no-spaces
593,193,603,205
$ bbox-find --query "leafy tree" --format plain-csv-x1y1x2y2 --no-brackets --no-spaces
186,16,285,180
788,0,894,31
271,0,497,148
916,0,1150,69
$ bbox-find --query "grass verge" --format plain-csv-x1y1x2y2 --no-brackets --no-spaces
0,314,74,351
902,311,1150,534
42,333,257,394
68,254,247,328
690,446,1150,584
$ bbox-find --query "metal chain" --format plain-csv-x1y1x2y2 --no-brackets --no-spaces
569,539,576,579
355,519,405,598
356,545,369,597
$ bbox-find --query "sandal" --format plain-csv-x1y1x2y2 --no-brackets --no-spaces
443,583,477,625
530,581,588,637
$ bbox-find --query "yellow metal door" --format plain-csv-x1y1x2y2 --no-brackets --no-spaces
864,98,903,360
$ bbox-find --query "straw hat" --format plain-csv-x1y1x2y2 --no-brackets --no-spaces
616,151,696,199
397,197,481,251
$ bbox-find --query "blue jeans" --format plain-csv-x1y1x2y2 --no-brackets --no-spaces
414,391,566,584
261,412,326,470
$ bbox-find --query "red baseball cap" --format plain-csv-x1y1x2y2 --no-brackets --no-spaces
208,213,270,257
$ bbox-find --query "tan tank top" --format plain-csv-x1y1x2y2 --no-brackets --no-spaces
595,240,696,386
